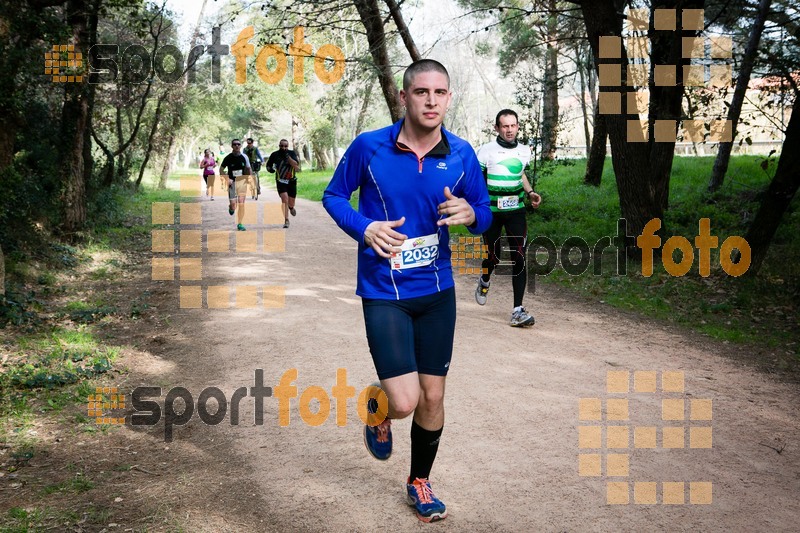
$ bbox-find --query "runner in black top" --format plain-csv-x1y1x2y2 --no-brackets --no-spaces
266,139,300,228
219,138,252,231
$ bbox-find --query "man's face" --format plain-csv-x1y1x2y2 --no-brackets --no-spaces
495,114,519,143
246,140,254,148
399,71,451,132
231,140,241,153
278,141,288,152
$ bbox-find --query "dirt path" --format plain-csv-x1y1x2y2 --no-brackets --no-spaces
117,188,800,531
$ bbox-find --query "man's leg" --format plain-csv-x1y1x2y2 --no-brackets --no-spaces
228,180,236,215
506,211,534,326
410,374,445,478
404,287,455,522
476,214,503,305
379,373,420,420
279,191,290,227
237,195,246,225
506,211,528,308
288,180,297,216
481,214,504,283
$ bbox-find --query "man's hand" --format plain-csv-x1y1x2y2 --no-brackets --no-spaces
529,191,542,209
437,187,475,227
364,217,407,258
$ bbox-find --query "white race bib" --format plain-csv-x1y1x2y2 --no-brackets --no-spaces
391,234,439,271
497,196,519,210
233,170,242,177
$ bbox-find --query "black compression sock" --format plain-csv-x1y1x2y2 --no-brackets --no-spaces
409,420,443,481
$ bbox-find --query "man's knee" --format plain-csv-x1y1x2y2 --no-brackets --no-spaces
418,383,445,410
389,396,418,419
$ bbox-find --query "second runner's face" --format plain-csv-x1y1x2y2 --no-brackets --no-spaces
495,115,519,143
400,71,451,132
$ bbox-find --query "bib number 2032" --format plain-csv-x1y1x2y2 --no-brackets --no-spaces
391,234,439,271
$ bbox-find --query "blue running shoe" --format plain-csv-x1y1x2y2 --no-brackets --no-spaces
406,478,447,522
363,383,391,460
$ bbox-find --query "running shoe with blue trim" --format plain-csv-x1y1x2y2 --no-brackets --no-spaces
363,383,391,460
406,477,447,522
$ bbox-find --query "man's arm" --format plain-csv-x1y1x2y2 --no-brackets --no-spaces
265,152,277,173
522,149,541,208
287,150,301,172
322,139,374,243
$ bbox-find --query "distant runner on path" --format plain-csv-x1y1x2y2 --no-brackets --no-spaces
219,138,252,231
474,108,542,327
266,139,301,229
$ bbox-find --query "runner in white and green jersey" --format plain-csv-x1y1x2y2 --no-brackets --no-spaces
474,109,542,327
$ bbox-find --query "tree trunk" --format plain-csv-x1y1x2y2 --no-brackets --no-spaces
540,0,560,160
684,90,699,156
577,45,591,157
159,133,177,190
59,0,91,235
584,111,607,186
0,243,5,297
384,0,421,62
575,0,703,238
354,0,402,122
136,93,167,189
744,98,799,274
291,115,299,150
355,79,374,136
648,0,704,214
314,146,331,170
708,0,772,192
333,113,341,162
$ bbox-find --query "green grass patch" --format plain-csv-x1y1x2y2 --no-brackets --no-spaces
295,169,359,208
42,473,96,495
4,327,118,389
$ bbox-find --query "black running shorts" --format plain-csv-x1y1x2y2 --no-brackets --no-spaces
276,178,297,197
361,287,456,380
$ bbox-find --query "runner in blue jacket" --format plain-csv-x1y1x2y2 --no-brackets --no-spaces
323,59,491,523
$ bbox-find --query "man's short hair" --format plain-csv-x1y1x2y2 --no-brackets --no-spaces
495,109,519,126
232,138,241,144
246,138,254,143
403,59,450,91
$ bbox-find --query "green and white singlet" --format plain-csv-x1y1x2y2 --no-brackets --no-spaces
475,140,532,213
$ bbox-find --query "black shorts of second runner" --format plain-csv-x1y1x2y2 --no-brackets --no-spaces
276,178,297,198
362,287,456,380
